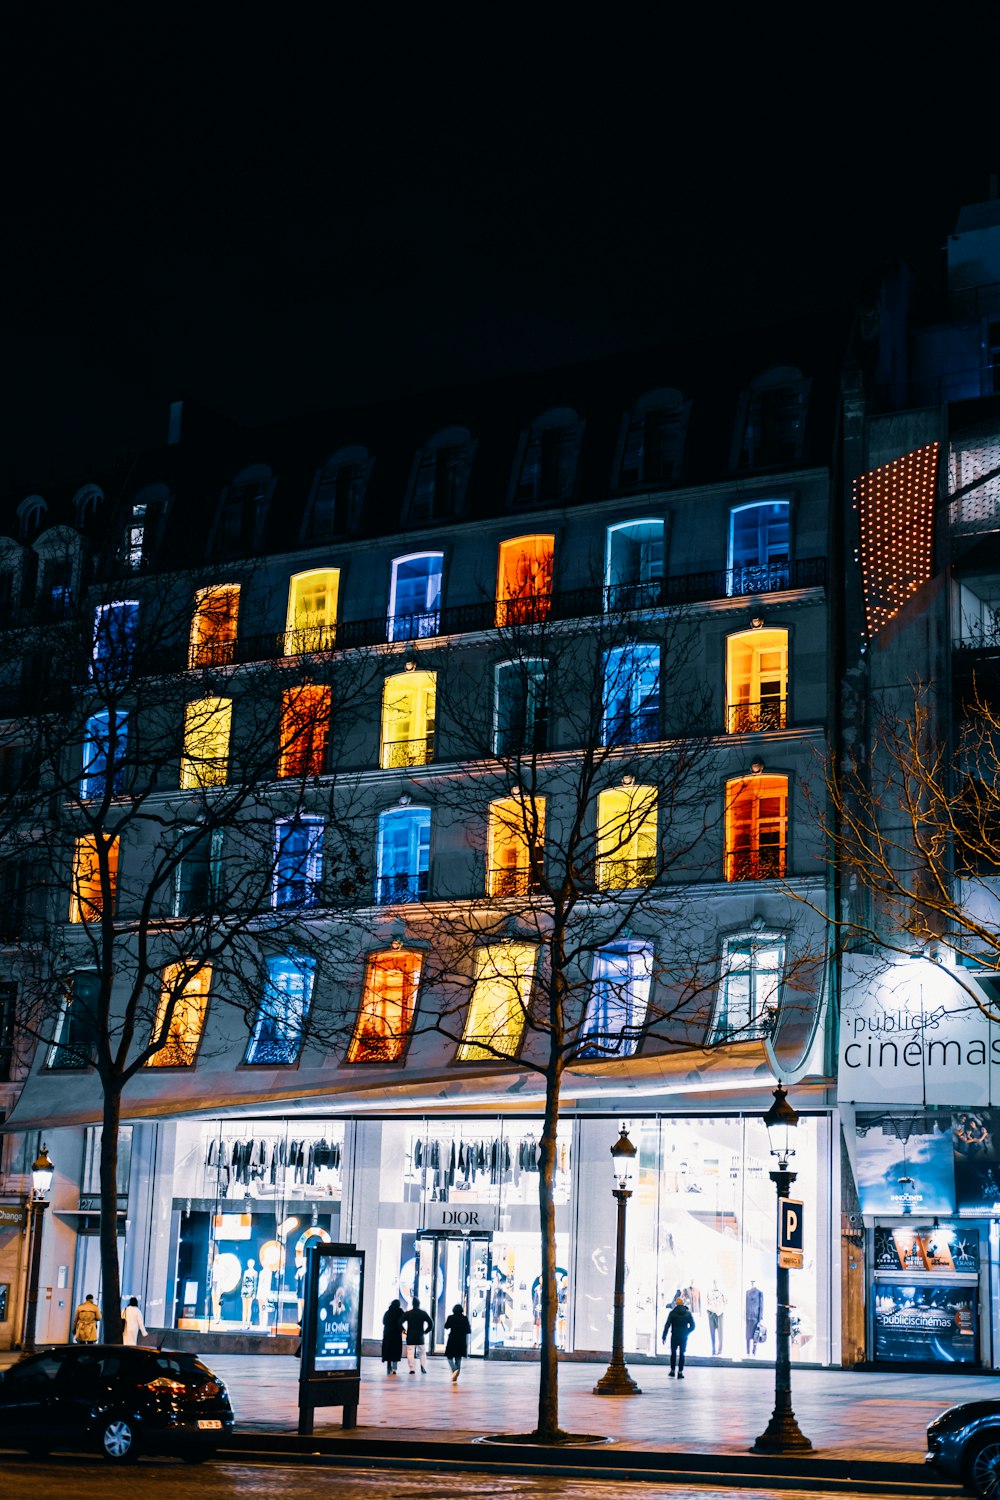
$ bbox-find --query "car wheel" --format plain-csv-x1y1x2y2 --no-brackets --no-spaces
181,1449,216,1464
99,1417,140,1463
966,1437,1000,1497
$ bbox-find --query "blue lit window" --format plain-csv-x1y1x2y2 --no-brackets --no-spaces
273,818,324,908
91,600,139,683
579,942,653,1057
605,520,665,610
389,553,443,641
245,954,315,1065
728,502,790,595
602,644,660,745
376,806,430,905
81,711,129,801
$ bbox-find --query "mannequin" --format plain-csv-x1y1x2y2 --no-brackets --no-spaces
241,1259,259,1329
257,1265,273,1329
706,1280,726,1355
210,1249,223,1324
745,1280,764,1355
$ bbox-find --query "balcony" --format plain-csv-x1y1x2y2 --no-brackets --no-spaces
375,871,429,906
595,855,657,891
380,734,434,770
725,846,787,882
726,699,788,734
487,862,544,898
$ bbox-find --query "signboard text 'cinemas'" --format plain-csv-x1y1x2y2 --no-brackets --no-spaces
839,956,1000,1106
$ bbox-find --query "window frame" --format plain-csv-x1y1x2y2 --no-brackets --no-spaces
605,519,666,610
595,785,658,890
496,536,555,627
188,584,240,669
80,709,129,802
726,627,789,734
91,600,139,684
712,932,785,1041
46,972,101,1070
146,962,212,1068
727,500,791,597
724,773,789,882
284,569,340,656
388,552,444,642
277,683,331,779
487,793,545,897
493,658,548,757
579,940,654,1057
272,816,325,909
173,825,223,918
456,942,537,1061
602,643,661,746
375,805,431,905
179,696,233,790
380,669,436,769
346,948,422,1063
69,835,119,924
244,953,316,1066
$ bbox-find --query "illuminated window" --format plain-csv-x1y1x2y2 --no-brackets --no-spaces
189,584,240,669
245,953,315,1065
147,963,211,1067
617,389,688,488
497,536,554,627
388,553,443,641
69,836,119,923
284,569,340,655
81,710,129,800
494,660,548,756
725,774,788,881
713,934,784,1040
376,806,430,904
407,427,474,523
580,941,653,1057
605,520,665,610
273,817,324,908
728,502,790,596
602,644,660,745
596,785,657,890
456,943,537,1061
277,684,331,778
380,670,436,768
346,949,422,1062
513,409,581,504
173,827,223,917
487,794,545,897
726,628,788,733
180,697,232,789
47,972,100,1069
91,600,138,683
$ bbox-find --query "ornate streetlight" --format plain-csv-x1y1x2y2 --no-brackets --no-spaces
22,1143,54,1353
752,1085,812,1453
594,1124,641,1396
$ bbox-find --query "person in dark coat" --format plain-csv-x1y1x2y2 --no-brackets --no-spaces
443,1302,471,1381
402,1295,433,1374
662,1293,696,1378
381,1298,405,1375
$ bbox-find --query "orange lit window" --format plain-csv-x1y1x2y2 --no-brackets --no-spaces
278,684,331,778
456,943,536,1061
726,628,788,733
487,794,545,897
69,836,119,923
380,670,436,768
346,950,422,1062
725,774,788,881
189,585,240,669
147,963,211,1067
180,697,232,789
496,536,554,626
596,786,657,890
285,569,340,654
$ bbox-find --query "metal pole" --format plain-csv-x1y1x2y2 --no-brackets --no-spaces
22,1198,48,1354
594,1187,641,1396
752,1166,811,1452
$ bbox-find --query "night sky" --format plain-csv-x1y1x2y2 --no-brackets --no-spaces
3,16,996,477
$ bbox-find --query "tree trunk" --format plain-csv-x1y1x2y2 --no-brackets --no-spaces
535,1060,562,1440
99,1087,124,1344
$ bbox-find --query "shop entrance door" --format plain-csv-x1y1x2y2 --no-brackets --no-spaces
414,1232,493,1357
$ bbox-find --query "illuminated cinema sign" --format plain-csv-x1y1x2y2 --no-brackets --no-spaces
840,955,1000,1106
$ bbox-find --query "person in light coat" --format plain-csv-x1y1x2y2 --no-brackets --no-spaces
73,1294,102,1344
122,1296,147,1345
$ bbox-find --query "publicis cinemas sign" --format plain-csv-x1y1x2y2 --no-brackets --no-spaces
840,954,1000,1106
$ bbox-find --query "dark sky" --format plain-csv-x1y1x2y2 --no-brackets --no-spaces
3,15,996,476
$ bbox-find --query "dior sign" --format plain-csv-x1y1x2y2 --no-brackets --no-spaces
423,1202,499,1233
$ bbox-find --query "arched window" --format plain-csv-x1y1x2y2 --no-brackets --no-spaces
17,495,47,543
72,484,104,530
512,408,582,504
347,949,422,1062
605,519,666,610
388,552,443,640
728,501,791,595
406,428,474,523
712,933,784,1042
306,446,370,540
496,535,554,625
616,388,688,488
456,943,537,1060
487,793,545,897
726,628,788,732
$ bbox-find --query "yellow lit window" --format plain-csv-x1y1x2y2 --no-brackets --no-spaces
346,950,422,1063
596,785,657,890
496,535,554,626
725,774,788,881
487,794,545,897
726,628,788,733
457,943,537,1061
69,836,119,923
277,684,331,778
380,670,436,768
180,697,233,789
147,962,211,1067
189,585,240,669
285,569,340,655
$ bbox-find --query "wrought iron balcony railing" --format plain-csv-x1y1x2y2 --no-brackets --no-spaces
724,845,787,882
380,734,434,769
375,870,429,906
726,699,788,734
595,855,658,891
487,862,544,898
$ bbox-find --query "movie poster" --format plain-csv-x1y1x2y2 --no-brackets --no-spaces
873,1282,978,1363
855,1113,955,1215
313,1253,363,1373
873,1224,979,1274
953,1110,1000,1212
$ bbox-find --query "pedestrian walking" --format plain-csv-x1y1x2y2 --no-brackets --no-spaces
662,1293,696,1379
401,1295,433,1374
381,1297,405,1375
73,1293,102,1344
444,1302,471,1382
122,1296,147,1346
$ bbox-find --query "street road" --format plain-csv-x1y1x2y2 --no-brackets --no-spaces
0,1457,965,1500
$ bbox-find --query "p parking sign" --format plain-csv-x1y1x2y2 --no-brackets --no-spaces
778,1197,804,1269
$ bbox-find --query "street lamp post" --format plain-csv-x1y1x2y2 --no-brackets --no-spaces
594,1124,641,1396
22,1143,54,1354
752,1084,812,1453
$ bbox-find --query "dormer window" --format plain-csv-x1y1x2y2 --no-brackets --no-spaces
617,389,688,488
406,428,474,523
72,484,104,531
216,465,272,555
305,446,370,540
738,367,808,469
121,484,171,572
17,496,47,543
512,408,582,505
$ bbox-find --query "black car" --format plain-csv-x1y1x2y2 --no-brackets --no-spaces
927,1400,1000,1494
0,1344,234,1463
